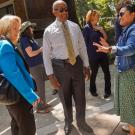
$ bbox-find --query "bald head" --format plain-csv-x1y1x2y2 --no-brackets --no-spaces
52,0,68,22
52,0,67,11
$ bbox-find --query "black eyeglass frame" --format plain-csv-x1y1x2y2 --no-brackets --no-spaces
119,12,125,17
54,8,68,13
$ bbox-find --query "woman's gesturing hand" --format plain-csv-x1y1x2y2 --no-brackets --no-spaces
93,42,111,53
100,37,110,47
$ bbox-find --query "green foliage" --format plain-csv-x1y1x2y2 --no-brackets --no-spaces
100,17,115,45
75,0,98,26
75,0,126,63
75,0,118,44
75,0,116,27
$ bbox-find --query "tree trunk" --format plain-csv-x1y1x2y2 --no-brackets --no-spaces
26,0,79,37
64,0,79,24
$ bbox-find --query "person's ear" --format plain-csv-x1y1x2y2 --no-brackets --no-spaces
52,9,57,16
133,12,135,17
131,12,135,19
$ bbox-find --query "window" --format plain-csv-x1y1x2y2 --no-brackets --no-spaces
0,4,14,18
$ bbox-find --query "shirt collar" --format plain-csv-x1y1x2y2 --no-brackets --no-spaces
55,19,68,27
123,22,135,33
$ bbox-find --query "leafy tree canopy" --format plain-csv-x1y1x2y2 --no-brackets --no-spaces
75,0,121,27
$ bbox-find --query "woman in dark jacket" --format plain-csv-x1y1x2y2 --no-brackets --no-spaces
83,10,111,98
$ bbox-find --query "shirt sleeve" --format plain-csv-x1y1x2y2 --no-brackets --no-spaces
0,43,39,105
111,46,117,54
20,37,31,49
43,30,54,75
77,25,89,67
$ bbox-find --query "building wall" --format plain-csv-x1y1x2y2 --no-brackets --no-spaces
0,0,8,3
0,0,27,21
25,0,54,19
14,0,27,21
0,0,56,38
24,0,55,30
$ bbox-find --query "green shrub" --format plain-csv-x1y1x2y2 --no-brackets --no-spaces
100,17,115,45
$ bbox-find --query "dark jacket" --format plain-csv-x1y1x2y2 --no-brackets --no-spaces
82,23,107,61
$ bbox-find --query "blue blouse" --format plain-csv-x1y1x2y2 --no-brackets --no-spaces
20,36,43,67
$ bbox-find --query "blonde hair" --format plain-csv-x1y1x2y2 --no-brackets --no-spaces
0,19,2,36
0,15,21,36
85,10,100,23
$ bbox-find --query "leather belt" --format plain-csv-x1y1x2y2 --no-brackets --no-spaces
52,56,79,67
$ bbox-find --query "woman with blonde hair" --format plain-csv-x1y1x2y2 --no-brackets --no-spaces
83,10,111,98
0,15,39,135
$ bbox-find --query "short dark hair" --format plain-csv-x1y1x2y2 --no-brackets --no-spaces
116,0,132,13
124,4,135,13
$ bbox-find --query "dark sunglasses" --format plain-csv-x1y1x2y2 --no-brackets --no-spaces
55,8,68,13
119,12,125,17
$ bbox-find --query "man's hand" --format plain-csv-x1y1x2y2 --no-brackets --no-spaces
83,67,90,81
48,74,61,90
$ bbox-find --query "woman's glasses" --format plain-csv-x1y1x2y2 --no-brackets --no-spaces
55,8,68,13
119,12,125,17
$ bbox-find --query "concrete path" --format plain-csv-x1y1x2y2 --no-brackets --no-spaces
0,65,128,135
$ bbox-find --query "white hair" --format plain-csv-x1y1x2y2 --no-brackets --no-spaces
52,0,67,11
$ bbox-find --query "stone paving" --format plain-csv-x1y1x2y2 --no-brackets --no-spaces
0,65,128,135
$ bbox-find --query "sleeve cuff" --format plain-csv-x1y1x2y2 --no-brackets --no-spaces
111,46,117,54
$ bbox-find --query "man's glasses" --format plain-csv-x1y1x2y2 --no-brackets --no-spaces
119,12,125,17
55,8,68,13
